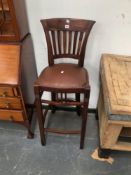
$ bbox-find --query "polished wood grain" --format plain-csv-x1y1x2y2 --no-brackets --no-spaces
0,44,34,138
0,44,20,85
0,0,19,41
0,0,29,41
0,97,21,109
0,87,17,96
0,109,23,121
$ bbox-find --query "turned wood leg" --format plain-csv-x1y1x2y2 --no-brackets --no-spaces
34,87,46,145
76,93,81,116
51,92,57,114
80,90,90,149
25,121,34,139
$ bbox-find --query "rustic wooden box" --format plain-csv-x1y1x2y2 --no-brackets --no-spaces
98,54,131,156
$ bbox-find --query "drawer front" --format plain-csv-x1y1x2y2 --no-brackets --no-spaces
0,87,17,97
0,97,21,109
0,110,24,122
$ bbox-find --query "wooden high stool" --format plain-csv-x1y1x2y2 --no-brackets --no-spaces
34,18,95,149
97,54,131,158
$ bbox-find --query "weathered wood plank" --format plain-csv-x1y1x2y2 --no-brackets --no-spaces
120,127,131,137
101,54,131,116
98,90,122,148
98,89,109,146
112,141,131,151
101,124,122,149
98,54,131,151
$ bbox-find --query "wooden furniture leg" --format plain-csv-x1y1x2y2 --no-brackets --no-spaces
80,90,90,149
76,93,81,116
25,120,34,139
101,124,122,148
98,148,112,158
51,92,57,113
34,87,46,145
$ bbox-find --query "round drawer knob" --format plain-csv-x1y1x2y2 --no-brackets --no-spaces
9,115,14,121
2,91,8,97
5,102,11,109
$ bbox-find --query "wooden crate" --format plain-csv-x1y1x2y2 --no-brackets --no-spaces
98,54,131,152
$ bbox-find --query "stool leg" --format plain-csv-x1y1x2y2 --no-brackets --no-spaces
80,90,90,149
76,93,81,116
51,92,57,113
25,121,34,139
34,87,46,145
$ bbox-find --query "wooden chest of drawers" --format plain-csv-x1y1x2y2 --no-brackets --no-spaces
0,0,37,138
0,86,24,121
0,44,34,138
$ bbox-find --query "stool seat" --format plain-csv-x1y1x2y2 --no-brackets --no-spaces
35,63,89,90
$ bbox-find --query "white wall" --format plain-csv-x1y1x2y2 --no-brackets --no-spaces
25,0,131,108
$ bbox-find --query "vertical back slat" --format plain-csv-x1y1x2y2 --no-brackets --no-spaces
79,32,86,55
66,31,69,54
68,31,72,54
73,31,78,54
65,93,67,101
49,31,54,55
75,32,80,55
60,93,63,101
57,30,61,54
77,32,84,55
63,31,66,54
51,30,57,55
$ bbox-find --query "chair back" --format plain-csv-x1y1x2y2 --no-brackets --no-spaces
41,18,95,66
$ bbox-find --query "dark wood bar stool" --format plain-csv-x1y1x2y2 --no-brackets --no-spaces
34,18,95,149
